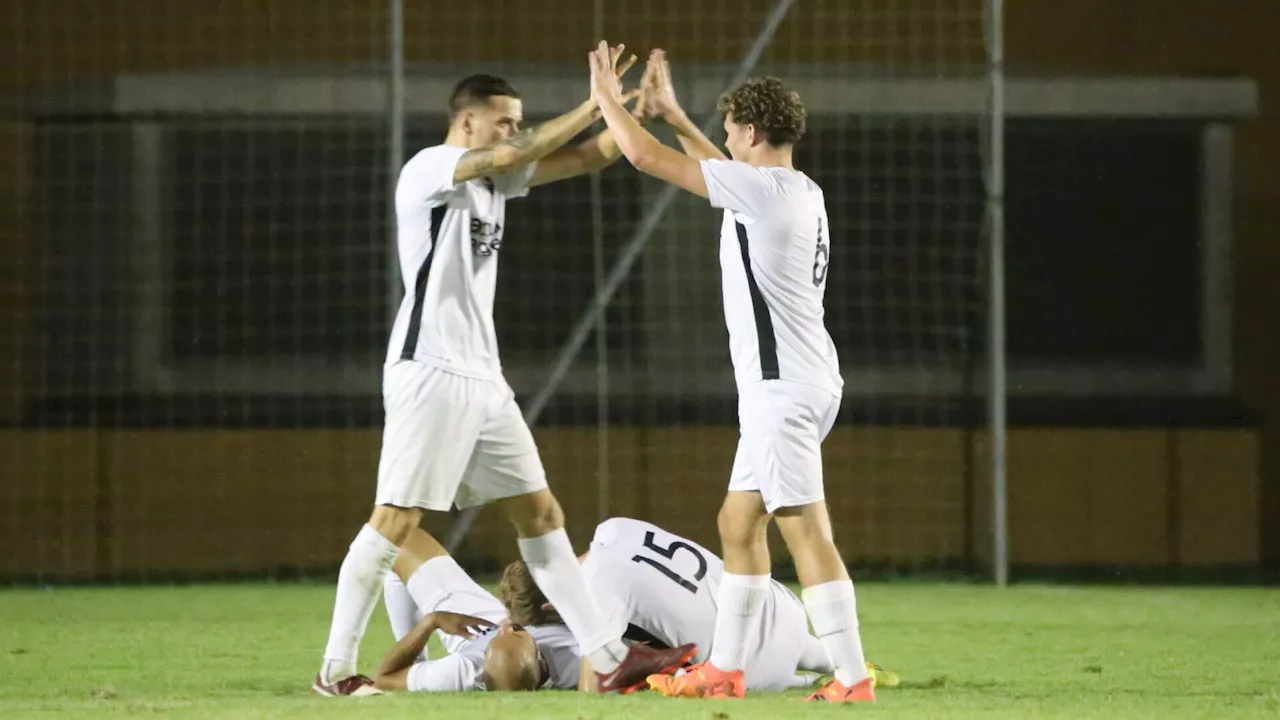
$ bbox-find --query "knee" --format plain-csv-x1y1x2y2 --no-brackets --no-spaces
368,505,421,546
717,503,762,552
502,489,564,538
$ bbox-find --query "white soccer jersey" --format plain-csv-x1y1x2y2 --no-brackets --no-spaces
581,517,812,690
386,145,536,378
407,623,580,693
700,159,842,394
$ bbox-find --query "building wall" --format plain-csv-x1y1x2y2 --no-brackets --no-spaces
0,427,1260,579
0,0,1275,576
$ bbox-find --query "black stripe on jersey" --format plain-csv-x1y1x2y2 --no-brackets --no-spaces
735,221,780,380
400,204,448,360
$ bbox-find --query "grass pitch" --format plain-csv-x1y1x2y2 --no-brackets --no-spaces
1,581,1277,718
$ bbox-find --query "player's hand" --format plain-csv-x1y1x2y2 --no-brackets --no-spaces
589,41,635,106
425,611,497,640
630,53,660,121
645,49,685,121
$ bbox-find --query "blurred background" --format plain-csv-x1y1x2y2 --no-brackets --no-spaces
0,0,1275,584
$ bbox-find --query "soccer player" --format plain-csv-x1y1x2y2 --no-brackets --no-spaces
586,45,875,702
313,46,696,697
373,532,579,693
499,517,896,693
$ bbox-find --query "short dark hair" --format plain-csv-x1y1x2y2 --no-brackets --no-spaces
448,74,520,115
716,76,806,147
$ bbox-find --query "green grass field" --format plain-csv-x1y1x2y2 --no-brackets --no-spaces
1,582,1277,718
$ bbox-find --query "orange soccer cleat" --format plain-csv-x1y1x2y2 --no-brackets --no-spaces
806,675,877,703
646,661,746,699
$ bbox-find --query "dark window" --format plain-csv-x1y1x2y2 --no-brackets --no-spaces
162,118,645,367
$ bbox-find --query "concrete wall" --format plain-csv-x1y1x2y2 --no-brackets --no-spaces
0,1,1275,577
0,427,1260,579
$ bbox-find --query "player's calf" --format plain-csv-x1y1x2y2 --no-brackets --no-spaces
776,502,871,690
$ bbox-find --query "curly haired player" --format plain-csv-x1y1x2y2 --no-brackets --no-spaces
585,46,874,702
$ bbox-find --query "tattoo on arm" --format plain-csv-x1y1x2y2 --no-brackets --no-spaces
453,130,540,182
454,147,498,183
453,104,596,183
505,128,537,152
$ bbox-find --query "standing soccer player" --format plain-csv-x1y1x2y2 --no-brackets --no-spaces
586,46,875,702
313,46,695,697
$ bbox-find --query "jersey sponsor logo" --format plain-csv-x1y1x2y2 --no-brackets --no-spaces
470,218,503,256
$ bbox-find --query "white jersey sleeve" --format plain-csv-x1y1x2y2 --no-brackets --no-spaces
491,161,538,200
700,158,776,221
406,653,483,692
396,145,468,212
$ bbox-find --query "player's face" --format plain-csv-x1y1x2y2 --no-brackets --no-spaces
723,114,754,161
463,96,524,148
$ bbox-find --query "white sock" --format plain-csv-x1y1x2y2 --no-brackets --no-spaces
382,573,420,642
802,580,868,687
517,529,629,674
708,573,771,672
321,524,399,682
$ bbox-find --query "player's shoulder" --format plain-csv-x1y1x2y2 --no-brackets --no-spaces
706,159,820,196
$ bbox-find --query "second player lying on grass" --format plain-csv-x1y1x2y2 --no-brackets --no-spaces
373,532,580,692
499,517,898,692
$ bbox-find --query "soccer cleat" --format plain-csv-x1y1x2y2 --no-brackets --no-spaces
596,642,698,694
867,662,901,688
310,673,382,697
806,676,876,703
646,661,746,699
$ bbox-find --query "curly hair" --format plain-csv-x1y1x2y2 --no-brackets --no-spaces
497,560,558,626
716,76,806,147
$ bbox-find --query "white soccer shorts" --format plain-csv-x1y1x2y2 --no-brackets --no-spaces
727,379,841,514
375,361,549,512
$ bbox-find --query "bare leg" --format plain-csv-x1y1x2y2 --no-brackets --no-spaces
707,491,775,672
776,501,867,686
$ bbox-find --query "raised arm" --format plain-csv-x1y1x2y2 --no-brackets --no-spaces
452,100,598,184
646,50,726,161
456,46,637,185
526,91,644,188
588,42,709,199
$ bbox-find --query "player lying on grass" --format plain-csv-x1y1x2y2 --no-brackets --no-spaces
372,530,580,693
315,43,696,696
587,46,875,702
499,517,899,693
